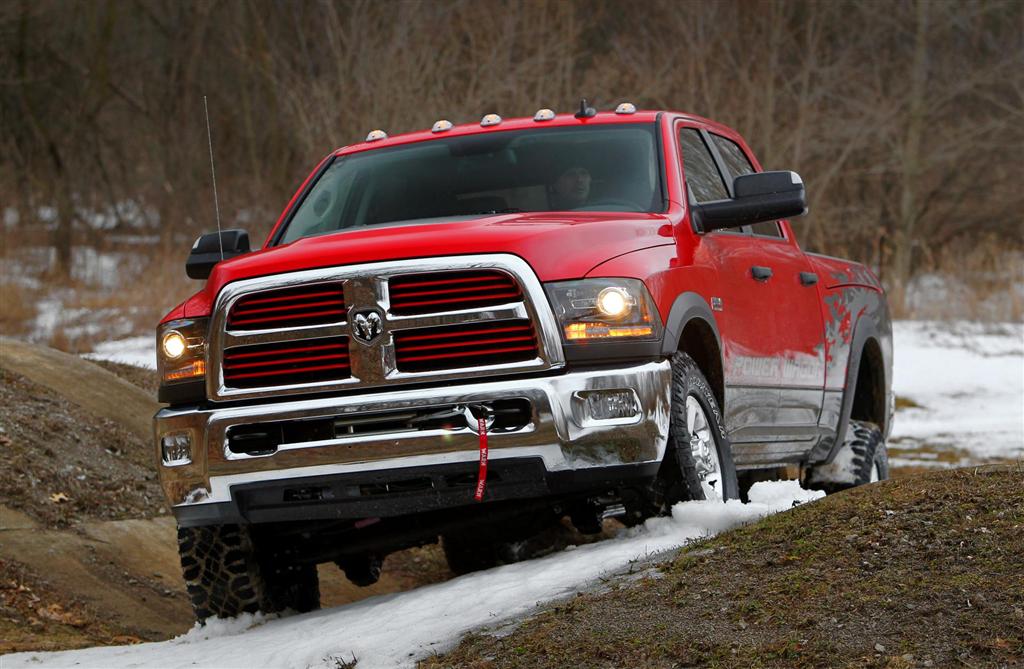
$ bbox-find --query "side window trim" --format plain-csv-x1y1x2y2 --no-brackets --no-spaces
691,125,751,234
707,130,787,241
675,123,729,204
701,128,737,198
675,121,750,234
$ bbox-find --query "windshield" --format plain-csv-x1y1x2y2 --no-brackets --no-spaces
278,124,663,244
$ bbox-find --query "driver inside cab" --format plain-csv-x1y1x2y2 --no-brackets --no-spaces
549,166,592,210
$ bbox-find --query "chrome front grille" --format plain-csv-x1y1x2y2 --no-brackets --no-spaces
207,255,564,401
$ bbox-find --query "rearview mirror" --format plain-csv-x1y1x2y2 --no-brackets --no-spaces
186,229,251,280
692,171,807,234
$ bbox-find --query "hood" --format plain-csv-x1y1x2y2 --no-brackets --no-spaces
179,212,673,318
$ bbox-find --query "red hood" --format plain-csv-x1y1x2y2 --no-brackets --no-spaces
178,212,673,318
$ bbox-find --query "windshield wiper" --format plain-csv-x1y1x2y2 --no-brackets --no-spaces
469,207,524,215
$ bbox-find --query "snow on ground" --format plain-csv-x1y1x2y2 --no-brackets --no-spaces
891,320,1024,468
83,335,156,369
4,482,822,669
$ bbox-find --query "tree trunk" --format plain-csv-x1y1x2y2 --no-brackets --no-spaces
892,0,930,309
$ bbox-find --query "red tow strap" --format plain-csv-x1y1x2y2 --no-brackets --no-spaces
474,417,489,502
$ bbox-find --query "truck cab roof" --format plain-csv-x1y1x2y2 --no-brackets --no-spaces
334,109,742,157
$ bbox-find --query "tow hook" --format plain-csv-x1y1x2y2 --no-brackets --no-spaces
462,404,493,501
462,404,495,434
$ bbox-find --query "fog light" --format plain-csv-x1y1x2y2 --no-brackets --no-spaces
572,389,641,426
161,432,192,466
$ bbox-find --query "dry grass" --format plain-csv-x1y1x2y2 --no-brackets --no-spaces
888,238,1024,322
0,283,38,336
1,237,195,353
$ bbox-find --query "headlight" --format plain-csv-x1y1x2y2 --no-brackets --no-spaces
544,278,662,342
156,318,208,386
596,287,631,319
161,331,187,359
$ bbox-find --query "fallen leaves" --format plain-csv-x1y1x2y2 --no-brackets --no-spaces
36,603,88,628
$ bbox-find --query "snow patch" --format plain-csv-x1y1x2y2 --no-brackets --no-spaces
83,336,156,369
174,613,274,644
891,321,1024,463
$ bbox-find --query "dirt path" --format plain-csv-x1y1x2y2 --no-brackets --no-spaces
1,505,191,651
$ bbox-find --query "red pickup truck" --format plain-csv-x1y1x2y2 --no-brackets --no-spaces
155,104,893,622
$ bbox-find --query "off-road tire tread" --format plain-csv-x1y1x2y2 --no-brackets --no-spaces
177,524,320,622
178,524,265,621
810,420,889,494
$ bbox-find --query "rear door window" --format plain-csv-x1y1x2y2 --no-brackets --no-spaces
678,128,729,203
710,134,783,239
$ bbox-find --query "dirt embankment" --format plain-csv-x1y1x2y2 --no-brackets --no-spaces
425,467,1024,669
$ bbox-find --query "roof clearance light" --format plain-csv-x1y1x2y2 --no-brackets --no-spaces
365,129,388,142
432,119,453,133
480,113,502,127
534,108,556,122
615,102,637,115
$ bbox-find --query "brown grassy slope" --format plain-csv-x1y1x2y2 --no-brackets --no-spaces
91,359,161,397
424,467,1024,669
0,367,166,527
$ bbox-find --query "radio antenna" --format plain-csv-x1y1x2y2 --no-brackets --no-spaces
203,95,224,261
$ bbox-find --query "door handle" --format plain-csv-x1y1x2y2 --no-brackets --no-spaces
751,266,773,281
799,272,819,286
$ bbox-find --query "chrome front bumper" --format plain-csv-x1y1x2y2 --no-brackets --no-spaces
155,360,671,510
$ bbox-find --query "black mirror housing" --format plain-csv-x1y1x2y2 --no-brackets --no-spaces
693,170,807,234
185,229,251,280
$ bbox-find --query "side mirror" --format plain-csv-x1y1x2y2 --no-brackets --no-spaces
692,171,807,234
186,229,251,280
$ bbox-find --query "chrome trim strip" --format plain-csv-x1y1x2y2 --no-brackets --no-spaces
207,254,564,401
222,406,537,461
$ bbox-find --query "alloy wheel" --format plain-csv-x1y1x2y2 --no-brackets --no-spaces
685,395,724,501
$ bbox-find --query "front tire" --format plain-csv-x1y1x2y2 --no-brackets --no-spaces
177,524,320,622
650,352,739,511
